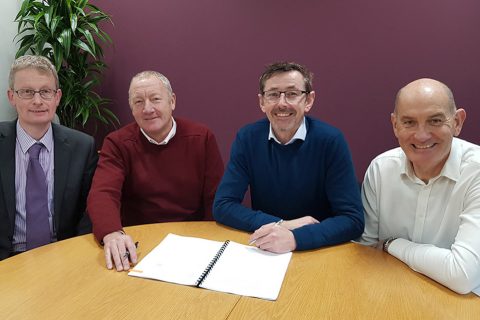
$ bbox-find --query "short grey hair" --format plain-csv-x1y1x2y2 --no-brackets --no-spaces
9,55,59,89
129,71,173,98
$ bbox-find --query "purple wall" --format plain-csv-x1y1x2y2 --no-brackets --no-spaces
93,0,480,179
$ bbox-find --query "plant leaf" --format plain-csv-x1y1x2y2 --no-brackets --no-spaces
52,43,64,71
50,16,62,35
77,28,96,56
44,4,53,27
73,39,96,58
70,13,78,33
58,28,72,58
78,0,89,9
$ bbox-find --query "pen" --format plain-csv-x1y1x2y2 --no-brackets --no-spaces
123,241,139,260
249,219,283,245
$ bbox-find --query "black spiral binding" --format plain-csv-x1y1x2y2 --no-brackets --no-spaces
195,240,230,287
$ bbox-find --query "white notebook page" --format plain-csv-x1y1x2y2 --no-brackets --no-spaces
201,240,292,300
129,233,292,300
129,234,224,286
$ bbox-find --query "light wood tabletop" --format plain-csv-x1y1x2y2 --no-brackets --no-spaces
0,221,478,320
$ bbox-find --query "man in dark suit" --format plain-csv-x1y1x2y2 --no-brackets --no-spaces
0,55,98,260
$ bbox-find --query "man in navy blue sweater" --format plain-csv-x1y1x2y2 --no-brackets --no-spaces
213,62,364,253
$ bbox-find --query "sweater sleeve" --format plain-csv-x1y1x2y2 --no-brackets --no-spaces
87,134,127,242
292,133,365,250
213,132,279,232
388,175,480,294
201,130,224,220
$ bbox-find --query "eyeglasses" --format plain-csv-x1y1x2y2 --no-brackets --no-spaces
14,89,57,100
262,90,309,104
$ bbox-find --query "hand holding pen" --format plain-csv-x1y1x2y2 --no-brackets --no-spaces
248,219,297,254
249,219,283,245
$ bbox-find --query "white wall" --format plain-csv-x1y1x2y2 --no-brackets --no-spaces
0,1,21,121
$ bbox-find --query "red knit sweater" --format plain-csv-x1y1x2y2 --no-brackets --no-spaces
87,118,224,241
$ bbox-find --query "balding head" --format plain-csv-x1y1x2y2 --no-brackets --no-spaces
394,78,456,115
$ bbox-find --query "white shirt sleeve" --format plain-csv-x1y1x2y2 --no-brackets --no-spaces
358,163,380,246
388,177,480,294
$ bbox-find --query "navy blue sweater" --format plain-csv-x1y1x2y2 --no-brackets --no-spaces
213,117,364,250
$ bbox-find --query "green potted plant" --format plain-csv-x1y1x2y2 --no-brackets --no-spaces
14,0,118,130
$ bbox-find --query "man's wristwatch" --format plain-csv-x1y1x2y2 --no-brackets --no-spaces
383,237,397,253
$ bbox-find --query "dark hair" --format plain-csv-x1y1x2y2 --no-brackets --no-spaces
259,61,313,93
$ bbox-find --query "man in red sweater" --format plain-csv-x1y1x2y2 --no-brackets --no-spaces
87,71,224,271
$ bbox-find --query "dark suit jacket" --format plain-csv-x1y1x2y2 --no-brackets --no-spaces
0,120,98,260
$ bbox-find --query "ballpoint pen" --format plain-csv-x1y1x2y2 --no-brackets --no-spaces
249,219,283,245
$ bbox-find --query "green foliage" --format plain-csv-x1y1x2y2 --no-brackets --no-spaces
14,0,118,130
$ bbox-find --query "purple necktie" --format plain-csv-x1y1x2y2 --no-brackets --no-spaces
26,143,51,250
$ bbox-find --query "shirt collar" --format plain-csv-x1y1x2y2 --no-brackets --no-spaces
268,117,307,145
440,138,461,182
16,121,54,154
401,137,460,183
140,117,177,145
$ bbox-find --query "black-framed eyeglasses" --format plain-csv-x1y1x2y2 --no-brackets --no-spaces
14,89,57,100
262,90,309,104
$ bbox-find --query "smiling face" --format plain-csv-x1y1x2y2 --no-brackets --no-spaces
392,79,466,181
129,76,176,142
258,71,315,144
8,68,61,136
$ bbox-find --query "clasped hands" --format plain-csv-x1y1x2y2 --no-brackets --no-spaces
249,216,319,253
103,231,138,271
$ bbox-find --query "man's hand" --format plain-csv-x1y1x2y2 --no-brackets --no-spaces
249,222,296,253
103,231,138,271
281,216,319,230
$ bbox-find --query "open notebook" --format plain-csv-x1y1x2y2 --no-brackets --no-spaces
128,233,292,300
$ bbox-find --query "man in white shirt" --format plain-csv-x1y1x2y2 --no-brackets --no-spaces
359,78,480,295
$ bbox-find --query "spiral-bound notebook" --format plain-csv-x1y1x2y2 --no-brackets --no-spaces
128,233,292,300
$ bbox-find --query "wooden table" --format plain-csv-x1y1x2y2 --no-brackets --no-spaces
0,222,478,320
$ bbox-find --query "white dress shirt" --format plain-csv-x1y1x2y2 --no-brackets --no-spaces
268,117,306,145
140,117,177,145
359,138,480,295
